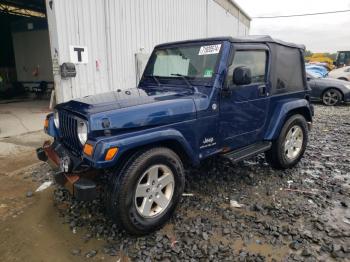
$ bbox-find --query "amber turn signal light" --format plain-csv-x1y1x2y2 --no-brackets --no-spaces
83,143,94,156
105,147,118,161
44,119,49,129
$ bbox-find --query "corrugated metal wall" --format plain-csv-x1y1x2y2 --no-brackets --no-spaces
46,0,250,103
46,0,110,103
104,0,208,94
208,0,239,37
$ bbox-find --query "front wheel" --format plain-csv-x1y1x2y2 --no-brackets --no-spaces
265,114,308,169
108,147,185,235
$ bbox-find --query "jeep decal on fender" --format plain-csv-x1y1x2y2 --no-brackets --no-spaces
200,137,216,149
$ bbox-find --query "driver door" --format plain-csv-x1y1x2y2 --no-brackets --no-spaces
219,44,270,149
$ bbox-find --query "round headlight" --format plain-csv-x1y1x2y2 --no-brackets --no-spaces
77,120,88,145
54,111,59,128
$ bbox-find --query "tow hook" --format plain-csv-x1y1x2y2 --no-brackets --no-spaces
36,147,48,162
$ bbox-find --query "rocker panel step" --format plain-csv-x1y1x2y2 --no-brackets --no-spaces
222,141,272,163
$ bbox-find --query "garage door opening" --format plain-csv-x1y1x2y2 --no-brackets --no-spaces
0,0,53,103
0,0,52,138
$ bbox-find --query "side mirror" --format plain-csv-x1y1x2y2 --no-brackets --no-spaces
232,66,252,85
306,77,311,81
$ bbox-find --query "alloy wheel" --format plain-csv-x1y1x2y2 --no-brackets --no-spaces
284,125,304,161
134,165,175,218
323,90,340,106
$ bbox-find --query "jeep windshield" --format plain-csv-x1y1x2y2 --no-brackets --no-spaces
141,43,222,88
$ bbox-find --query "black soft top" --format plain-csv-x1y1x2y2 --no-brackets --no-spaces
229,35,305,49
155,35,305,50
155,35,308,95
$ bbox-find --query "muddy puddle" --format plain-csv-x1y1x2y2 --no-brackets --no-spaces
0,188,120,262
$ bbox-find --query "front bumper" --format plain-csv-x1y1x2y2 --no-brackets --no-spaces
37,140,97,201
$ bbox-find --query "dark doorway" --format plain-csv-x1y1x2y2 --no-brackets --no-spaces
0,0,53,102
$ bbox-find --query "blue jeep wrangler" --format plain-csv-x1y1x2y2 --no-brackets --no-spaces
37,36,313,234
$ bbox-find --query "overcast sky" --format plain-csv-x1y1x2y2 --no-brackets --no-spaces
235,0,350,53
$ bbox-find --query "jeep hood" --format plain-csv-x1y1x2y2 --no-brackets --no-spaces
56,88,199,131
56,88,188,114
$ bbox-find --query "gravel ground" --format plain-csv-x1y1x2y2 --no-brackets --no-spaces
52,104,350,261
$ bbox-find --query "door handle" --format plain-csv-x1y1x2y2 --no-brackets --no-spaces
258,85,267,96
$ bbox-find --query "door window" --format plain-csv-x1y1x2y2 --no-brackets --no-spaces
229,50,267,84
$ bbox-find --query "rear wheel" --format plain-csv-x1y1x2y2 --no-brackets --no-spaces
322,88,342,106
265,114,308,169
107,147,185,235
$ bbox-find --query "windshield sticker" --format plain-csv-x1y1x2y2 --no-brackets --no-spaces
198,44,221,55
203,69,213,77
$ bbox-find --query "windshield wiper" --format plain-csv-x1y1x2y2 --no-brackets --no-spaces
143,74,161,87
170,74,197,92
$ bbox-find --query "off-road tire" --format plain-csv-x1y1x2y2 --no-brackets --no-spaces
107,147,185,235
265,114,308,169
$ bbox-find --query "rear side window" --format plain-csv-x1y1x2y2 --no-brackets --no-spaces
274,45,304,91
229,50,267,84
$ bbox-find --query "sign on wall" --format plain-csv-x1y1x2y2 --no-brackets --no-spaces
69,45,88,64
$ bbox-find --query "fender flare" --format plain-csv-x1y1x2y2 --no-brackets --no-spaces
264,99,313,140
92,128,198,168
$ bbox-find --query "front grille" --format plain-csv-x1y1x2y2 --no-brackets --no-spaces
58,110,82,155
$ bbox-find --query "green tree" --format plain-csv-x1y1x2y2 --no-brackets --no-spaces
304,50,313,57
323,53,337,60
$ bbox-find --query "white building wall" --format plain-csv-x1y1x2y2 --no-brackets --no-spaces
238,18,249,36
46,0,110,103
46,0,250,103
104,0,208,94
208,0,239,37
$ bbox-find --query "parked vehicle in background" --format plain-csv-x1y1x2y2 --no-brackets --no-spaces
328,66,350,81
334,51,350,68
307,72,350,106
305,53,334,70
37,36,313,234
305,64,328,78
